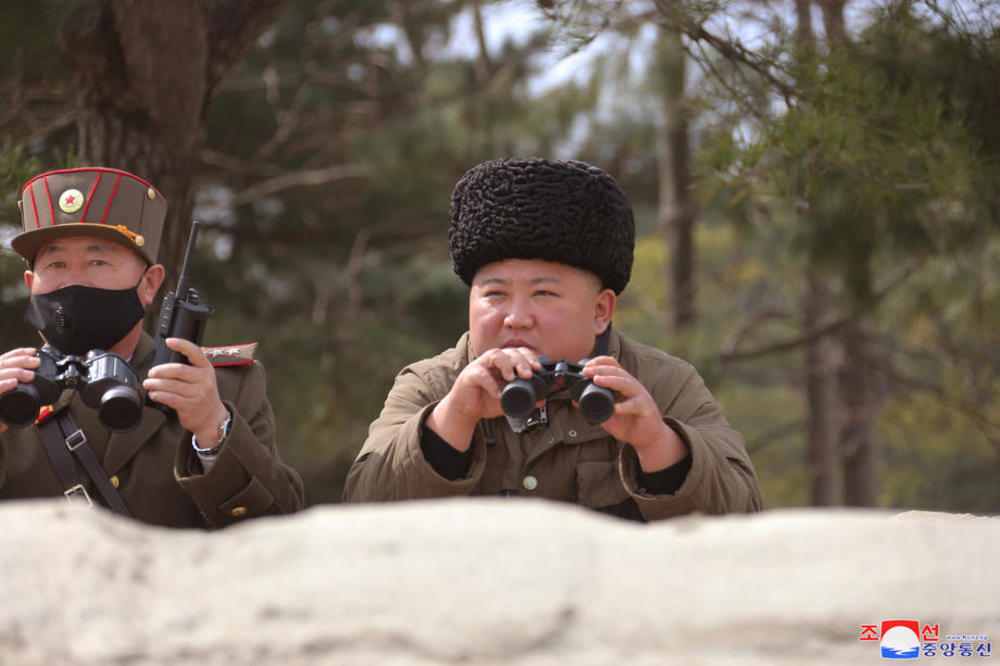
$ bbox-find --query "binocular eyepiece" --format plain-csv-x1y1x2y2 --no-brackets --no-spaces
0,348,143,432
500,358,615,425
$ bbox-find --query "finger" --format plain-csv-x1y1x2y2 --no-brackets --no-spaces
485,350,520,382
143,370,211,397
510,347,542,371
143,380,190,403
146,386,204,410
0,353,40,370
145,363,199,382
500,347,541,379
0,348,39,361
589,374,647,403
0,365,37,383
145,390,174,408
613,396,649,416
467,364,504,399
587,362,630,377
166,338,210,367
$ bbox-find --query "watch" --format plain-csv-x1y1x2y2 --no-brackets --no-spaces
192,409,232,456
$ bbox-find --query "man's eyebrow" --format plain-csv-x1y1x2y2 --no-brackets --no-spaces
36,241,116,261
35,245,60,260
477,276,562,286
477,277,508,287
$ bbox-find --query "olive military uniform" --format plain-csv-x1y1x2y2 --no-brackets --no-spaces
0,334,303,528
2,166,303,526
344,329,761,521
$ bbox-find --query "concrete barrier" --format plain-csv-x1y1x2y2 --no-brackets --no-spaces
1,498,997,664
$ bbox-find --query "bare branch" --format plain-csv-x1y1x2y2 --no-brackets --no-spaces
879,357,1000,461
719,307,794,356
231,164,371,206
721,260,919,363
200,148,283,178
471,0,495,76
7,111,76,151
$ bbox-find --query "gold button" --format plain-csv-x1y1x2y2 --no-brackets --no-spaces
109,475,120,488
230,506,248,518
134,234,145,247
522,475,538,491
147,187,156,200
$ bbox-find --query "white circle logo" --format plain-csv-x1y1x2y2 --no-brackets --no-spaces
58,189,84,214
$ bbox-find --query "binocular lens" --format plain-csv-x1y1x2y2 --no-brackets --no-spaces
98,386,142,432
0,388,41,428
500,379,537,419
578,383,615,424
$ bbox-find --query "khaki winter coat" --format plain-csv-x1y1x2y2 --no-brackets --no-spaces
0,333,304,528
344,329,762,521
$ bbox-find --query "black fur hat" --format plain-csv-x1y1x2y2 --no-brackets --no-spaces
449,158,635,294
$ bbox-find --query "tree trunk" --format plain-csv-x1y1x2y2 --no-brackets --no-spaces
815,0,880,506
803,276,842,505
840,319,879,505
655,27,696,330
795,0,844,505
58,0,292,297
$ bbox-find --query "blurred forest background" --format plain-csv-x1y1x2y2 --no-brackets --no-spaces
0,0,998,510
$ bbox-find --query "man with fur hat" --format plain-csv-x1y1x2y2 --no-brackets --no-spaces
0,166,304,527
344,158,762,520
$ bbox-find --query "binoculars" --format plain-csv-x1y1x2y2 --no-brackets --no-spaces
500,357,615,425
0,348,143,432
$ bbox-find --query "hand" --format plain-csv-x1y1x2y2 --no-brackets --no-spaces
143,338,229,448
0,348,42,435
582,356,688,472
425,346,542,451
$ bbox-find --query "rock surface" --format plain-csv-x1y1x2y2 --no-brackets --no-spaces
1,498,997,665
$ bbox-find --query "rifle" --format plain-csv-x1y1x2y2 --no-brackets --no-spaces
151,221,215,367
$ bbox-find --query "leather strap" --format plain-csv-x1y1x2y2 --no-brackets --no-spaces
37,413,90,506
55,411,132,517
37,410,132,517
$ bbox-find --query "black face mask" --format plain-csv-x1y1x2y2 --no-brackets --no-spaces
24,281,146,356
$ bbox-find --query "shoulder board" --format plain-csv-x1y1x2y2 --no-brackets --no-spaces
202,343,257,367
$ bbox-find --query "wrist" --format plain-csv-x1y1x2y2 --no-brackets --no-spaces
425,397,478,453
633,421,688,473
193,405,232,453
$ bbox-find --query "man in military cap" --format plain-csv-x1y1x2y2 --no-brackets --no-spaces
344,158,762,521
0,166,304,528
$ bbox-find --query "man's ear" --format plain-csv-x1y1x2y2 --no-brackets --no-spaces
138,264,166,307
23,270,34,292
594,288,616,335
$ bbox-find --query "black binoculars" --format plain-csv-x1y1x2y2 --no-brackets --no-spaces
0,348,143,432
500,357,615,425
